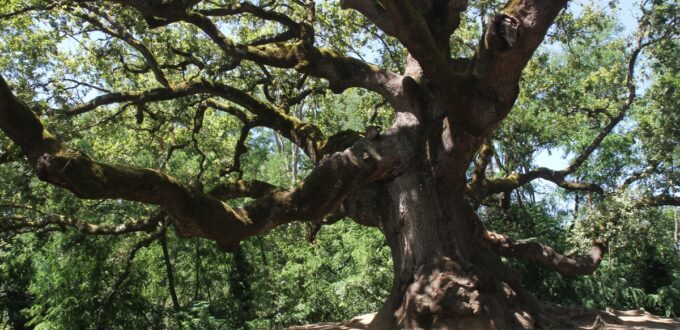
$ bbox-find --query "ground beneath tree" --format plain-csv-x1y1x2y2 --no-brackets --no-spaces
286,305,680,329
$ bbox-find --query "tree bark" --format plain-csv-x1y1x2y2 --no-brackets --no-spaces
366,157,541,329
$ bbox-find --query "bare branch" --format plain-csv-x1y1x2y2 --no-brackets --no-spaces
473,167,603,200
197,2,300,32
620,162,659,190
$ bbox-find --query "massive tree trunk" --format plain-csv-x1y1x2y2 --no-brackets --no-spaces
371,173,541,329
345,79,538,328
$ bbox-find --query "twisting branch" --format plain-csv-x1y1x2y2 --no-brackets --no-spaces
226,124,251,178
0,75,402,251
484,231,604,276
100,0,404,101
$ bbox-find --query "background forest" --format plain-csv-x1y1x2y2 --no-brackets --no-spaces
1,0,679,329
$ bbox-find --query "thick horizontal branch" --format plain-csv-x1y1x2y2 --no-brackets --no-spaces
638,195,680,207
180,11,402,100
0,76,401,250
101,1,403,103
484,231,603,276
469,167,603,202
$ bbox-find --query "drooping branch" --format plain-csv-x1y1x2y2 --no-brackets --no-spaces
202,97,325,162
484,231,604,276
0,76,401,251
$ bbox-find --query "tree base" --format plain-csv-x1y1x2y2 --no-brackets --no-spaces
287,306,680,330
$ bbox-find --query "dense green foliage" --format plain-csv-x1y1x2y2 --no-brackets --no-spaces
1,0,678,328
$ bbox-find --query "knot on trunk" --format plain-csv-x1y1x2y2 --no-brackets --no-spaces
487,14,520,52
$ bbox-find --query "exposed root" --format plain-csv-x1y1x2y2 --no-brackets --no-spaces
287,307,680,330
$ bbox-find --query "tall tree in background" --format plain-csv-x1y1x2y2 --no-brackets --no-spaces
0,0,678,328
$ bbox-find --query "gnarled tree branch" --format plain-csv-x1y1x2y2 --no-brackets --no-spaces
0,76,401,251
484,231,604,276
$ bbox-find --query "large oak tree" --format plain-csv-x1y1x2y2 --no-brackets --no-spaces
0,0,678,328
